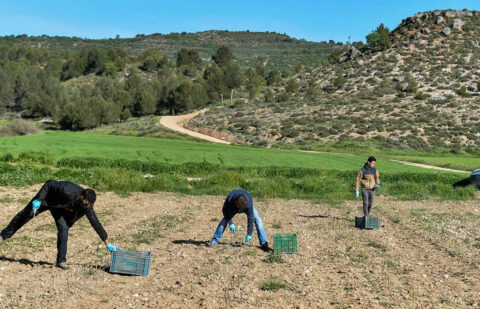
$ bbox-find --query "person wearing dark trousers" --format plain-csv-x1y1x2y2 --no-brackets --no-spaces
355,157,381,216
0,180,118,269
210,189,273,252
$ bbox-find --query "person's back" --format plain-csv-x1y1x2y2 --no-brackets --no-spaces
210,189,272,251
37,180,83,209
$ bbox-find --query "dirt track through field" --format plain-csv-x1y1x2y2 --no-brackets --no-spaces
160,110,472,174
0,186,479,308
160,109,231,144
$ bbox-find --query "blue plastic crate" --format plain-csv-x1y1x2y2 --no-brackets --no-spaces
110,250,152,276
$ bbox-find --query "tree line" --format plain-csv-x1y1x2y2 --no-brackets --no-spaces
0,43,290,129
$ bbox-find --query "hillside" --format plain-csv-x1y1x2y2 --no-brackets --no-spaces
0,30,339,69
188,10,480,153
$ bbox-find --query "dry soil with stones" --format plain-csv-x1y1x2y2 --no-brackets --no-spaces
0,185,479,308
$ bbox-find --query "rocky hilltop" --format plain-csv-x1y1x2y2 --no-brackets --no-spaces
189,10,480,152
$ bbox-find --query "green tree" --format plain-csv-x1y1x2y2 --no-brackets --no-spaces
132,84,156,116
176,48,202,67
212,45,233,67
168,80,207,112
285,78,299,94
139,49,168,72
203,65,227,103
366,23,391,50
405,77,418,93
266,70,281,86
245,68,265,99
223,62,243,104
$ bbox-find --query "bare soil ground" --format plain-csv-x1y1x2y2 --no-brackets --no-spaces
0,186,479,308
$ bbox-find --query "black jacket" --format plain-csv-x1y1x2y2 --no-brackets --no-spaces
35,180,108,241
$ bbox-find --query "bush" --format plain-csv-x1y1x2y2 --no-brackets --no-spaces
456,86,471,98
0,119,38,136
414,92,431,100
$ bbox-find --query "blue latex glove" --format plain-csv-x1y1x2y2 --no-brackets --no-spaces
355,190,359,198
107,244,118,252
245,235,252,243
32,200,41,212
375,184,381,189
229,223,236,234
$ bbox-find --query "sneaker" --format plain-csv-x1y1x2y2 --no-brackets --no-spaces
56,262,70,270
261,243,273,252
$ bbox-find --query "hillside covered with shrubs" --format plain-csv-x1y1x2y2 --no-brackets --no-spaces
189,9,480,153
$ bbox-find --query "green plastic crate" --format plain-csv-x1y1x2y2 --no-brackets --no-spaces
110,250,152,276
273,233,297,254
355,216,380,229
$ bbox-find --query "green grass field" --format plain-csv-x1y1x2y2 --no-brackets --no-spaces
389,155,480,172
0,132,450,173
0,132,475,202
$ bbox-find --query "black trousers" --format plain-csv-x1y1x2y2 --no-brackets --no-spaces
1,202,72,263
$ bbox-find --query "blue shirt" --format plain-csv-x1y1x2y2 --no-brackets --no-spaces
222,189,255,236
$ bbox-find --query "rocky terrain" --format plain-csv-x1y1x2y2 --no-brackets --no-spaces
189,10,480,151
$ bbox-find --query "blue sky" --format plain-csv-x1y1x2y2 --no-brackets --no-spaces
0,1,479,42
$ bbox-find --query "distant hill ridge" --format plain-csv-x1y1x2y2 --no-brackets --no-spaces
0,30,340,69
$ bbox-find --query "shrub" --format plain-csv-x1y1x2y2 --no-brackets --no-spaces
456,86,471,98
414,92,431,100
0,119,38,136
259,277,287,291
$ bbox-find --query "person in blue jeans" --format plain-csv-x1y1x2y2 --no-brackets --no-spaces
210,189,273,252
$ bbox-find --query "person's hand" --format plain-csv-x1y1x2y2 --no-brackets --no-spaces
229,223,236,234
107,244,118,252
32,200,41,212
375,184,381,189
355,190,359,198
245,235,252,243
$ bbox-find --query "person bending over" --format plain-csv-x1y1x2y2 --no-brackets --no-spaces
210,189,272,252
0,180,118,269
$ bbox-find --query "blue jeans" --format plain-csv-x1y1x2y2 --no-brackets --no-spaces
211,207,267,245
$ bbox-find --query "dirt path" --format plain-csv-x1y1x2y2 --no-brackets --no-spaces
390,160,470,174
0,187,479,308
160,109,231,145
161,110,472,174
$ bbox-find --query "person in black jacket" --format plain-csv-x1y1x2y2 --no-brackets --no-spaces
0,180,118,269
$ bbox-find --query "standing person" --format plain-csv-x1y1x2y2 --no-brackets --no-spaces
210,189,273,252
355,156,381,216
0,180,118,269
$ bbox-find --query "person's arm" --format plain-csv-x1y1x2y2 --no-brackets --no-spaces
375,170,380,185
33,179,55,205
355,170,363,191
85,207,108,242
222,200,235,223
246,206,254,236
